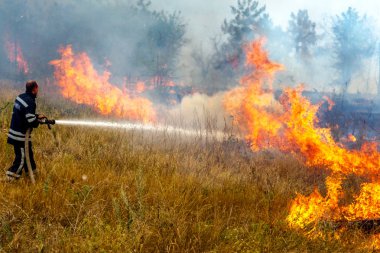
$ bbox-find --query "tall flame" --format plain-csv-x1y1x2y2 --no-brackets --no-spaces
4,38,29,74
224,39,285,150
50,45,156,122
224,39,380,235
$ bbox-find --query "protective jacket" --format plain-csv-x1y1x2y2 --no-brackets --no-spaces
7,92,39,146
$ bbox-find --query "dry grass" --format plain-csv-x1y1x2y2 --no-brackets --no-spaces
0,83,376,252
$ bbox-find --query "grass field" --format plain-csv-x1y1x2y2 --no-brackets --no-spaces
0,82,376,252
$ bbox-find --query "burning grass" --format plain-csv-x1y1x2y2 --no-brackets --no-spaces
223,39,380,239
2,38,380,250
0,89,375,252
49,45,156,122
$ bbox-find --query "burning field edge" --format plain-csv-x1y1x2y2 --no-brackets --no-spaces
1,38,380,251
0,84,378,252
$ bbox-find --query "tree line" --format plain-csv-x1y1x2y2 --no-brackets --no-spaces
0,0,186,85
206,0,378,93
0,0,378,94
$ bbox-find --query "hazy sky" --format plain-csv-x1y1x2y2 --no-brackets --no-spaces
151,0,380,47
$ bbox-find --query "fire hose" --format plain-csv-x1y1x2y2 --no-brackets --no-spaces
23,118,223,184
25,117,55,184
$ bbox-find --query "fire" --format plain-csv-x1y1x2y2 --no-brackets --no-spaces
286,189,329,230
164,80,176,87
223,39,285,150
224,39,380,237
50,45,156,122
135,81,146,94
4,37,29,74
348,134,357,142
323,95,335,111
344,183,380,220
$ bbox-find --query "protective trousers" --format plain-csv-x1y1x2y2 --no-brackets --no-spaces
6,143,36,179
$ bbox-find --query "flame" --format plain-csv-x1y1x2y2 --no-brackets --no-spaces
348,134,357,142
323,96,335,111
4,37,29,74
344,183,380,221
50,45,156,122
368,234,380,250
223,39,285,150
286,189,329,230
224,39,380,238
165,80,176,87
135,81,146,94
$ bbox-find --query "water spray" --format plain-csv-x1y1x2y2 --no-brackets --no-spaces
24,118,226,184
54,119,225,140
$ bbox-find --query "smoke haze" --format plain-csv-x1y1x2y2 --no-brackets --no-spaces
1,0,380,126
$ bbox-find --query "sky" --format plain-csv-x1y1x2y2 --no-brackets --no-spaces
151,0,380,48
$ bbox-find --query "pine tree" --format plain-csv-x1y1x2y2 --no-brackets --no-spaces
332,7,376,92
288,10,317,60
213,0,266,85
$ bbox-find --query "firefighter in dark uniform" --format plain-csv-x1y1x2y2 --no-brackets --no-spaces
5,81,44,181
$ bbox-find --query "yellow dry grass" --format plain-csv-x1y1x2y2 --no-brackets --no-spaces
0,82,375,252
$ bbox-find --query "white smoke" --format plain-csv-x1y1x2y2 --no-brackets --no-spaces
166,92,230,130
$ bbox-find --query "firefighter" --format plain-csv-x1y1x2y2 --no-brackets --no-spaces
5,81,45,181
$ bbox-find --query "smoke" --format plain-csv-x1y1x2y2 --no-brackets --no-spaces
151,0,235,50
1,0,380,127
166,92,229,129
151,0,380,95
151,0,380,34
0,0,186,84
261,0,380,28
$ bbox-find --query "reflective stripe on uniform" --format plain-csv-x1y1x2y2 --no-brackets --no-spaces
27,117,36,123
16,148,25,175
16,97,28,107
26,113,35,119
6,171,21,178
7,133,26,141
9,129,25,137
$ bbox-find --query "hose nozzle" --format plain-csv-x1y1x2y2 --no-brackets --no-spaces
39,118,56,129
44,119,56,125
